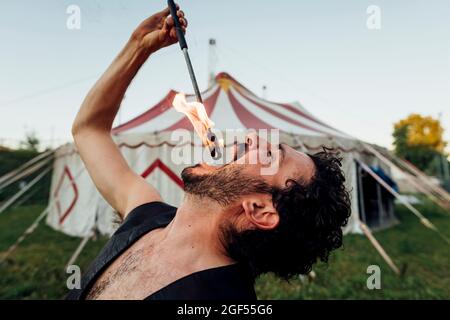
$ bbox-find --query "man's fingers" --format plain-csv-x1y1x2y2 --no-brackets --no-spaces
161,5,187,41
179,17,188,28
164,16,187,30
167,25,186,40
165,16,174,28
169,27,177,39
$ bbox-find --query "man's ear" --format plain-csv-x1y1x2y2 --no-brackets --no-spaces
241,195,279,230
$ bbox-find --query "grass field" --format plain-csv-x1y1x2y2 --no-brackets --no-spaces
0,200,449,300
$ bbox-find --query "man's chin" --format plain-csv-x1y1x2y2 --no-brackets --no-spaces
182,163,216,180
182,160,233,182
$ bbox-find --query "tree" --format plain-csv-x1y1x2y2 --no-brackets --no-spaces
20,131,40,152
393,114,447,176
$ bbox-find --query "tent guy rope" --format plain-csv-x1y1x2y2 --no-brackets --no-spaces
0,165,89,264
0,166,52,215
0,149,54,187
359,222,401,275
0,154,53,192
0,208,49,265
356,159,450,246
363,143,450,212
65,233,93,269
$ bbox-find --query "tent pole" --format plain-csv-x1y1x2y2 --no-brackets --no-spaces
0,207,49,265
0,150,54,186
65,234,92,269
363,144,450,210
360,222,400,275
12,185,41,209
376,182,385,228
399,157,450,203
0,155,53,192
0,166,52,215
0,166,88,264
391,156,450,207
357,159,450,245
356,163,367,224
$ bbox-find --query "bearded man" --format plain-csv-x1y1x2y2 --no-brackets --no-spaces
67,5,351,300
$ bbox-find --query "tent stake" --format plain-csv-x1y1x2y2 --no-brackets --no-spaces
65,234,92,269
360,222,400,275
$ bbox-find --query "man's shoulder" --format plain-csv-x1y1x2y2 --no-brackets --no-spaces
66,201,178,300
114,201,177,235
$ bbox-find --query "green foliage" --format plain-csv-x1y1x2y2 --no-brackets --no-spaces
0,205,107,299
0,201,448,300
393,124,443,176
0,149,39,176
20,131,40,152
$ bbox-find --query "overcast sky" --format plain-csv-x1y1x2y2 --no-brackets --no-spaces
0,0,449,151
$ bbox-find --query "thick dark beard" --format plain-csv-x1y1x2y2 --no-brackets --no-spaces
181,165,274,206
219,220,273,280
182,164,278,277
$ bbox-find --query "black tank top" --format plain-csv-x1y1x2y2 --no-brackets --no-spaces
66,202,256,300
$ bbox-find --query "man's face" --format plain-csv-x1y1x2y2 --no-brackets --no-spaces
181,133,316,204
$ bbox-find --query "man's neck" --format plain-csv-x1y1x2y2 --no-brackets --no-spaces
160,195,235,270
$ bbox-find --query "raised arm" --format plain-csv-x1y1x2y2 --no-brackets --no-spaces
72,6,187,218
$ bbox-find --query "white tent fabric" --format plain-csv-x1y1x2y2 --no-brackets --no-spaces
46,73,392,237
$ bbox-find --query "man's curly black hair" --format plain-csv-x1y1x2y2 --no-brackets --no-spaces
221,149,352,280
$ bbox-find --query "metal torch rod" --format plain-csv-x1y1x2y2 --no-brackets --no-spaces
182,49,203,104
168,0,221,159
168,0,203,104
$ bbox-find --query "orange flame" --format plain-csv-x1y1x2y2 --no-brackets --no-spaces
172,93,215,147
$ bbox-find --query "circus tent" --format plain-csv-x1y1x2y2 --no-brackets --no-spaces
43,72,397,238
112,72,349,139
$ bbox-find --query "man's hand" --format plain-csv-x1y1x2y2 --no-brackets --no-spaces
72,6,188,218
132,6,188,54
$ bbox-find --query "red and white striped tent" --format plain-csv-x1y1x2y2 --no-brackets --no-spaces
47,73,392,237
112,72,349,139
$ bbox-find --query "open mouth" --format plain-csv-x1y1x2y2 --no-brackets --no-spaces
170,93,253,166
201,141,248,170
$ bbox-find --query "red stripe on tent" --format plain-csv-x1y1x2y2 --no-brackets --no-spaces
227,90,274,130
112,90,178,134
220,72,343,136
163,87,221,131
54,166,79,225
236,89,328,135
141,159,184,188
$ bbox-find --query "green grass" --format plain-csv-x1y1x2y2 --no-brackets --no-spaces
0,201,449,300
255,201,450,299
0,205,107,299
